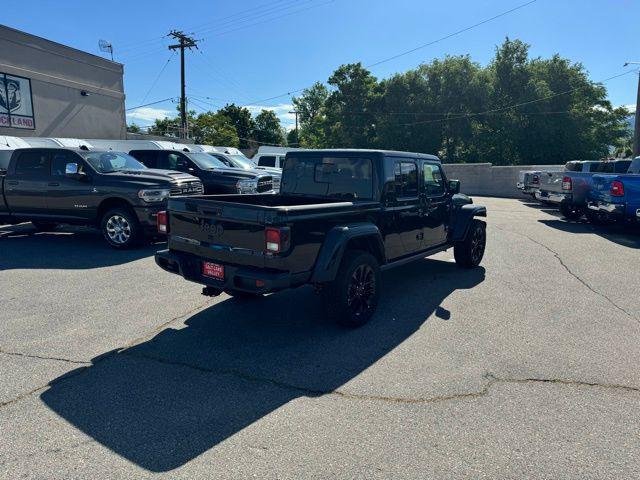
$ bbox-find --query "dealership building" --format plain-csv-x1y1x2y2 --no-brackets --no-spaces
0,24,126,139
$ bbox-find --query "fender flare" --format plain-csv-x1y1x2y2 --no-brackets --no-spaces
311,224,385,283
450,204,487,242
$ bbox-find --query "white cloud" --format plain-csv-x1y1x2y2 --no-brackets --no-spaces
245,103,296,129
126,107,174,124
621,104,636,114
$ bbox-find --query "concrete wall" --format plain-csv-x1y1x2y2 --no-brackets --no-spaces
442,163,563,198
0,25,126,139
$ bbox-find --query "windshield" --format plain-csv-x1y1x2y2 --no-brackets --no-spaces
81,151,146,173
281,155,373,199
228,154,257,169
186,152,227,169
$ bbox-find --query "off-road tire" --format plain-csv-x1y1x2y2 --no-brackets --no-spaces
100,207,143,249
454,219,486,268
323,250,381,328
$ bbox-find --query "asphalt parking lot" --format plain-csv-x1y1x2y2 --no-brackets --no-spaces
1,196,639,479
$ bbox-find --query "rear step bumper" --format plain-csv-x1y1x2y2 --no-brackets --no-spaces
155,249,310,294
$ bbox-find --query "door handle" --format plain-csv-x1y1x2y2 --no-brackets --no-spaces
48,182,60,186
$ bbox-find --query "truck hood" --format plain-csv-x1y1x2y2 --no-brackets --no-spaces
202,168,269,180
103,169,198,185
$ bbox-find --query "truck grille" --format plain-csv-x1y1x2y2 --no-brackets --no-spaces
257,176,273,193
170,180,204,196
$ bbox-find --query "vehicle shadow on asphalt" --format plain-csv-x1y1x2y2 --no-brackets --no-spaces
0,223,160,270
538,219,640,249
40,259,485,472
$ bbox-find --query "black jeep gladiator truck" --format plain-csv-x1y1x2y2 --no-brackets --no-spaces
0,148,203,249
155,149,486,326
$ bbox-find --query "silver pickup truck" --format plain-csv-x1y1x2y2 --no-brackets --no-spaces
535,160,632,219
518,168,562,197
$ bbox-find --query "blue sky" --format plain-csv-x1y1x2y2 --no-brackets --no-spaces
4,0,639,130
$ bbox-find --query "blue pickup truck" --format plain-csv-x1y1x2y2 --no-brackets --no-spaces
587,158,640,225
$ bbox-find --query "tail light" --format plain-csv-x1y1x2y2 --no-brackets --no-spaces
562,176,572,191
532,174,539,185
265,227,290,253
157,210,169,234
610,180,624,197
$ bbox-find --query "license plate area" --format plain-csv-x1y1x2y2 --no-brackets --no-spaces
202,261,225,280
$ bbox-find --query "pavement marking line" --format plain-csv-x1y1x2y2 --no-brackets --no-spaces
493,224,639,324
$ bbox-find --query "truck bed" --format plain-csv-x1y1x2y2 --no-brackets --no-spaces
165,193,381,273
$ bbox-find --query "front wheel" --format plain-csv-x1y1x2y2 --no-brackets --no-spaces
324,250,381,328
100,208,143,249
560,202,583,220
454,219,486,268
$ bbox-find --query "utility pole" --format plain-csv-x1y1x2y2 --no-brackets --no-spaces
624,62,640,157
289,109,299,146
168,30,199,139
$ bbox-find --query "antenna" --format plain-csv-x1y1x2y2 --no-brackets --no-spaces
99,39,114,61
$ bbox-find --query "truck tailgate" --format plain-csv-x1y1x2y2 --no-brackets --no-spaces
167,197,272,267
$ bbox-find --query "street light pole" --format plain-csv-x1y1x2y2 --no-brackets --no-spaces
624,62,640,157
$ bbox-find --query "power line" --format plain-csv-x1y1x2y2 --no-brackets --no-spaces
239,0,538,107
126,97,176,111
138,52,176,106
366,0,537,69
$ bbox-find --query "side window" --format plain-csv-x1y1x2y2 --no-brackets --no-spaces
15,151,50,177
213,154,232,167
394,161,418,197
51,151,79,176
277,155,286,167
423,163,445,196
130,151,157,168
259,155,276,167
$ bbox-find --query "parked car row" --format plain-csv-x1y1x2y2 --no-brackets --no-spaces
0,136,285,248
518,157,640,226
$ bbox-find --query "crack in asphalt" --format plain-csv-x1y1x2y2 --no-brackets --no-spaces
119,352,640,404
0,349,90,365
494,225,639,324
0,299,214,410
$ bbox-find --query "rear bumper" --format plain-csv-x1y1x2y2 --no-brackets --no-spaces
536,191,571,204
155,249,310,294
587,200,625,217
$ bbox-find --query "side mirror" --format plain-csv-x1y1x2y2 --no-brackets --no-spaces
448,179,460,194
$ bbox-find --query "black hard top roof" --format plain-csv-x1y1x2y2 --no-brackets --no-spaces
287,149,440,161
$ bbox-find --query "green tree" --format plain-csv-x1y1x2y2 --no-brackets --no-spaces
286,128,299,147
218,104,255,148
191,111,239,146
127,123,141,133
324,63,379,148
293,82,329,147
253,109,285,145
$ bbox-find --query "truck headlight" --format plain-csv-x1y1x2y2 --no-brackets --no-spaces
236,179,258,194
138,188,171,203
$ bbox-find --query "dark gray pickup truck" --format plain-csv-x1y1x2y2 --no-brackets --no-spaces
0,147,203,248
155,149,487,326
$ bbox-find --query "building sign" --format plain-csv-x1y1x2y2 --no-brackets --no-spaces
0,72,35,130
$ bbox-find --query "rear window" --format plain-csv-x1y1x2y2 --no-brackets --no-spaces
259,155,277,167
281,156,373,200
614,160,631,173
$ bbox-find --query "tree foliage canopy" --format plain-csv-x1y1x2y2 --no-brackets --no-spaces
291,38,631,164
